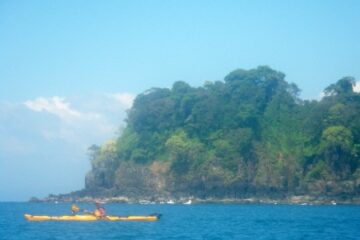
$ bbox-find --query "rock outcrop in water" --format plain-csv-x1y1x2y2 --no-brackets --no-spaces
48,66,360,203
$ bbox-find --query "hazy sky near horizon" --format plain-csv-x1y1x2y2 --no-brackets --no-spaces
1,0,360,201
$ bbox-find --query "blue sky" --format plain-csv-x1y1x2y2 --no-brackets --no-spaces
1,0,360,201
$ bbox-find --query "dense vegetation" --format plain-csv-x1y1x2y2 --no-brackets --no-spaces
85,66,360,199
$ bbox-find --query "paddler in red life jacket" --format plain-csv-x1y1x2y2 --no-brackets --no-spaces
93,202,106,219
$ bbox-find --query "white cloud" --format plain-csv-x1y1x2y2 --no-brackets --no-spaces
22,93,134,145
354,81,360,93
110,93,135,109
318,91,326,100
24,96,82,121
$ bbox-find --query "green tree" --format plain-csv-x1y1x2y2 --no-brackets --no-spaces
319,125,356,178
324,77,355,96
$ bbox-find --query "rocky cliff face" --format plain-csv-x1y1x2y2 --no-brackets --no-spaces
85,161,172,198
83,159,360,201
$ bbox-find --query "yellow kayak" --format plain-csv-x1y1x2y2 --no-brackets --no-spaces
24,214,160,221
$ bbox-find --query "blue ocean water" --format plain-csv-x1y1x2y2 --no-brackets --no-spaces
1,202,360,240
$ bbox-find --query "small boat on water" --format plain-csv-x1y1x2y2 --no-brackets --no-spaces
24,214,161,221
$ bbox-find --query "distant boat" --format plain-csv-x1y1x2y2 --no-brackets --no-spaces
183,199,192,205
167,200,175,204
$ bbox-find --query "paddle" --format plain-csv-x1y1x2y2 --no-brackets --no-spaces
82,210,93,215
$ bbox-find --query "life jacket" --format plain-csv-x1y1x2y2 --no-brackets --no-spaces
71,204,80,212
94,207,106,217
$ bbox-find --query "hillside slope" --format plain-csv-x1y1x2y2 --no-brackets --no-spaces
81,66,360,201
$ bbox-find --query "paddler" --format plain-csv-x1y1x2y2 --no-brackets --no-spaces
93,201,106,219
71,204,80,215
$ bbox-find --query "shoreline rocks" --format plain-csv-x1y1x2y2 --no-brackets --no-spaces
30,194,360,205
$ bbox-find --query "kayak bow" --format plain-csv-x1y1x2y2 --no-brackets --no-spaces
24,214,161,221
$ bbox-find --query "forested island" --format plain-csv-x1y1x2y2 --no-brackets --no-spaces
46,66,360,204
